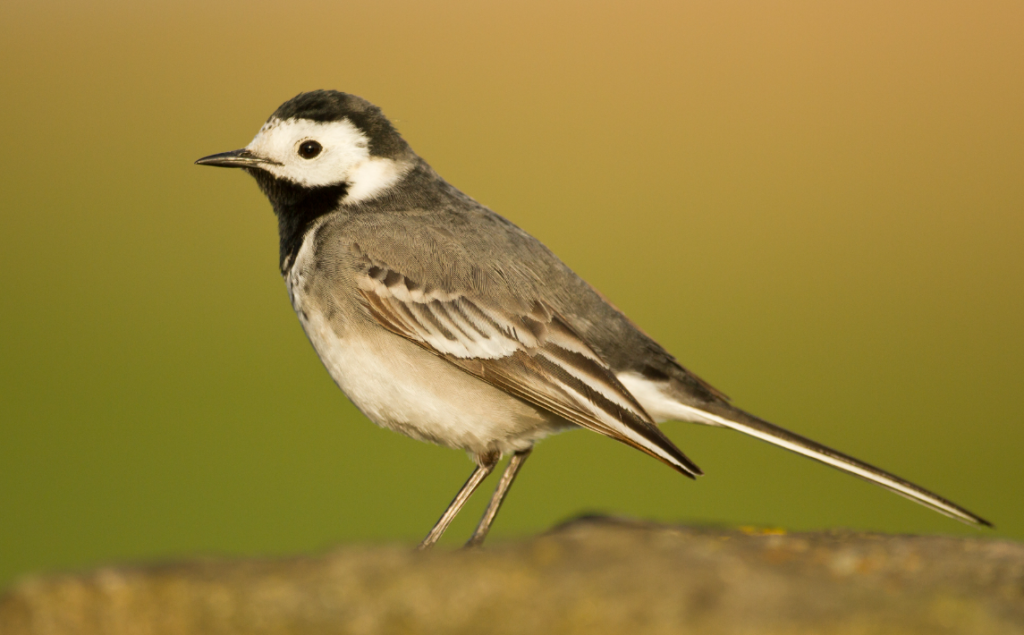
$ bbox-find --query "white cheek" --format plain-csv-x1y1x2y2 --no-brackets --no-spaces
245,118,371,188
285,145,367,187
244,117,408,200
341,158,406,204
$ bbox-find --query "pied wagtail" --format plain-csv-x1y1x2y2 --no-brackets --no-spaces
196,90,990,548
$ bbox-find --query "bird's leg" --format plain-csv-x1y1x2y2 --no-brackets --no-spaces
465,447,533,548
418,451,499,550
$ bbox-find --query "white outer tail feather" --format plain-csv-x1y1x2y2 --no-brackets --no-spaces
617,372,990,527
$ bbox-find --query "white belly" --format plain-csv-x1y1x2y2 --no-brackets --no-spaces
295,300,566,456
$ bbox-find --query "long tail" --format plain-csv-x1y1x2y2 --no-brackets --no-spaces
676,400,992,527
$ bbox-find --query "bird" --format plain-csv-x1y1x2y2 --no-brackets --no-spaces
196,90,990,548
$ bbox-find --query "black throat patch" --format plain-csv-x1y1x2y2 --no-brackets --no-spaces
248,169,349,273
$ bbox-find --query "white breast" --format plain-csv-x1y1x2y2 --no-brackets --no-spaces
285,234,565,456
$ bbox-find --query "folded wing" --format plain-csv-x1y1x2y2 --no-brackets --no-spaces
356,262,702,477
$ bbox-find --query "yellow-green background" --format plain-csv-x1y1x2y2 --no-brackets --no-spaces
1,0,1021,588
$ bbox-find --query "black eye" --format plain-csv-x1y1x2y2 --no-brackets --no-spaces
298,140,322,159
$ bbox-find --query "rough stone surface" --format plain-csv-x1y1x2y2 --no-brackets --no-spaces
2,517,1022,635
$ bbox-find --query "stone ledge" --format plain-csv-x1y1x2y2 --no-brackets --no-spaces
2,517,1021,635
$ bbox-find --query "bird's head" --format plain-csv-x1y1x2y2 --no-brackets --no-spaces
196,90,413,205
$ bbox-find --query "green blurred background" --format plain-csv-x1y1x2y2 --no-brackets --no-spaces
1,0,1021,589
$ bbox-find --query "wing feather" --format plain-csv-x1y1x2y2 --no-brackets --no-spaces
358,264,701,476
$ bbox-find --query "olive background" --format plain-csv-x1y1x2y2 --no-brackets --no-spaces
1,0,1021,589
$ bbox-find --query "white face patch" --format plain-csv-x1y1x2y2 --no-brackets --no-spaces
245,117,408,203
